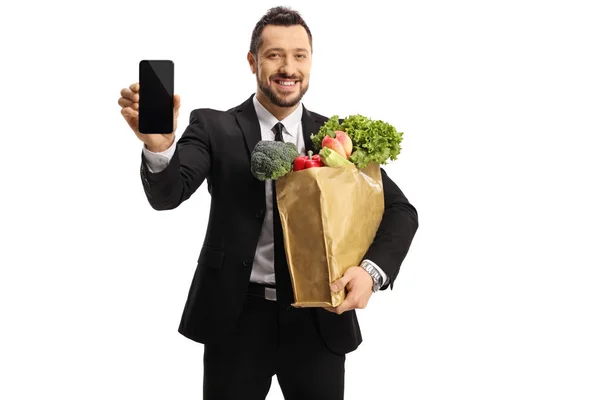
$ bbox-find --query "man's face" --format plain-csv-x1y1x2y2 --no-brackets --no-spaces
248,24,312,108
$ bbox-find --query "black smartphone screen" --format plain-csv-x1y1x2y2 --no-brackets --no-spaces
138,60,174,134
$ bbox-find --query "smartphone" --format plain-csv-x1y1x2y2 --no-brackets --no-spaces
138,60,174,134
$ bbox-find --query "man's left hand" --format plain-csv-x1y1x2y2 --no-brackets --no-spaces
324,266,374,315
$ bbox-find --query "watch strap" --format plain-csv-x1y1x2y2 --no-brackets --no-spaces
360,260,383,292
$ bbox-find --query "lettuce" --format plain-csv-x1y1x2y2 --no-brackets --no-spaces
310,114,403,169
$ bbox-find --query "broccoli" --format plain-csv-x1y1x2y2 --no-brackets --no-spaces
250,140,299,181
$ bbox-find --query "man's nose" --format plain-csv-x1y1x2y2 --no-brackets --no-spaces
278,55,295,74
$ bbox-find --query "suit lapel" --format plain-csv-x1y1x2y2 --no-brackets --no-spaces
235,94,262,159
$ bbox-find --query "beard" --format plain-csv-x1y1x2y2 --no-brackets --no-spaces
257,74,309,108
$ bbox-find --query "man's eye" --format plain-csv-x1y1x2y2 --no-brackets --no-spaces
296,54,306,59
269,54,280,58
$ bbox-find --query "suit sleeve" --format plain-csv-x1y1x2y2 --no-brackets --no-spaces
361,168,419,290
139,110,211,210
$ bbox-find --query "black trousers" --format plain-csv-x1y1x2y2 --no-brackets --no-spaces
203,294,346,399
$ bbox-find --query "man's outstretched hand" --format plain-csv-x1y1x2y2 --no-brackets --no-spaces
325,266,374,315
118,82,180,153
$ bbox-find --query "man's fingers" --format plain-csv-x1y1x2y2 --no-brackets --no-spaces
120,87,139,102
323,296,355,315
331,306,348,315
120,87,136,101
338,292,364,314
336,298,354,314
121,107,138,118
324,307,346,314
174,94,181,117
173,94,181,120
121,87,177,120
122,86,176,110
118,97,138,109
331,275,350,292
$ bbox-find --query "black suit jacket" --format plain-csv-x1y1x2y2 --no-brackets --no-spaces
140,94,419,355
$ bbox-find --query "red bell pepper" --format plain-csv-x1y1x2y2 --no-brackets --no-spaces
293,151,324,170
293,155,309,171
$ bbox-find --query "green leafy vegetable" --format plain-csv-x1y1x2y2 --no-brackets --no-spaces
310,115,403,169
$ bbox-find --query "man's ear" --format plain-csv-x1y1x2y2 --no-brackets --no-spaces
247,51,257,74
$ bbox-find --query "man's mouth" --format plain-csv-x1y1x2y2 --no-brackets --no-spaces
273,79,299,88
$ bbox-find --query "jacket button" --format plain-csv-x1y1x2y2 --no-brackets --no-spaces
255,209,265,219
243,258,253,267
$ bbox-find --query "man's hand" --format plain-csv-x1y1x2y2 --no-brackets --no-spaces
324,266,374,315
118,82,180,152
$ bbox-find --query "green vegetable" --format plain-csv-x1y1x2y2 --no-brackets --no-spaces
250,140,299,181
310,115,403,169
319,147,353,167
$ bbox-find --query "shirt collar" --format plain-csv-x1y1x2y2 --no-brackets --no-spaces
252,94,303,137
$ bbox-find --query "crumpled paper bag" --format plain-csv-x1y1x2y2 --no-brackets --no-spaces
275,162,384,308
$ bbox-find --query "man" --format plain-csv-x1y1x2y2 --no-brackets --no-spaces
118,6,418,400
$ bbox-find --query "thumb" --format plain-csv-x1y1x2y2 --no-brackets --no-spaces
173,94,181,113
331,275,350,292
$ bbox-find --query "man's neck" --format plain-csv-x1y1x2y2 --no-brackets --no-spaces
255,91,300,121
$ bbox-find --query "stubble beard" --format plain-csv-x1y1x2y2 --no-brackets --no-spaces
257,76,309,108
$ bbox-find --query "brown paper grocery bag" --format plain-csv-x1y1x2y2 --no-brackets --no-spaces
275,162,384,308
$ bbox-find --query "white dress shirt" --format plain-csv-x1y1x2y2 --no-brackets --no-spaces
248,95,306,285
142,94,388,288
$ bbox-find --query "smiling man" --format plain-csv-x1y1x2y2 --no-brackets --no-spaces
118,6,418,400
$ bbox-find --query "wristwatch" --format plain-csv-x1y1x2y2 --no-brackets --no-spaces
360,260,383,293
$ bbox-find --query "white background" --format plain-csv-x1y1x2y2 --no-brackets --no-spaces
1,0,599,399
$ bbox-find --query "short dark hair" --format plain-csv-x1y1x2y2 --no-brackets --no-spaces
250,6,313,56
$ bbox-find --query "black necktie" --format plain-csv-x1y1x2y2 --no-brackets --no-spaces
273,122,284,142
271,123,294,305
